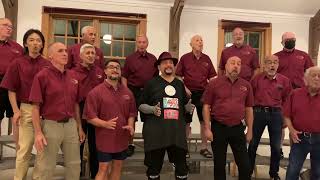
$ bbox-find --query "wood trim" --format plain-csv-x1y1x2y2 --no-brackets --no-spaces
217,20,225,69
309,10,320,65
41,13,50,56
2,0,18,40
43,6,146,19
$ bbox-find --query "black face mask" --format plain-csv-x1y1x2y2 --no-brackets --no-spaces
284,39,296,49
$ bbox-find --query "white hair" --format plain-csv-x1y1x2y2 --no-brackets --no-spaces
80,43,95,54
81,26,93,35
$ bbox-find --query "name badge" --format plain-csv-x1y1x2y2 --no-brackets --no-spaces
164,109,179,120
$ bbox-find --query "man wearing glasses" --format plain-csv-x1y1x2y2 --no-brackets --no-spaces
0,18,23,137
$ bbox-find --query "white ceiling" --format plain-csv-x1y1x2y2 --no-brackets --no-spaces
144,0,320,15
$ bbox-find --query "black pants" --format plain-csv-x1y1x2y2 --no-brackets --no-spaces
211,120,250,180
185,91,204,123
79,101,98,178
144,146,188,180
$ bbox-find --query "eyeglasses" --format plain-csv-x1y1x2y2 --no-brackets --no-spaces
0,24,14,30
106,65,120,70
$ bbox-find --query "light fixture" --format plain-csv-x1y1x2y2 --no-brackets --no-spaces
103,34,112,44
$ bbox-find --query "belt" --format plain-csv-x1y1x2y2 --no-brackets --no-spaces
254,106,281,113
299,132,320,138
57,118,70,123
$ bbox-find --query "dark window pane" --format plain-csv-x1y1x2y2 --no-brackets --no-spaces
100,23,112,39
124,42,136,57
80,20,93,34
124,24,136,41
100,40,111,56
112,41,123,57
67,20,79,37
244,32,249,45
249,33,260,48
54,37,65,44
67,38,78,46
113,24,124,41
54,19,65,36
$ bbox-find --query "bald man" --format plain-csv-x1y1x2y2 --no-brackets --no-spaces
202,56,253,180
67,26,104,69
30,42,85,180
0,18,23,136
275,32,314,89
219,27,260,81
176,35,217,158
122,35,158,157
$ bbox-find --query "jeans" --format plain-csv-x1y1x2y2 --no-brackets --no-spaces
286,133,320,180
248,109,282,177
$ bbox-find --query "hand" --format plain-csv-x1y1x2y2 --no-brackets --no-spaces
185,99,195,114
289,128,302,143
78,127,86,143
153,102,161,117
186,123,191,138
185,87,192,98
12,111,21,126
204,127,213,141
103,117,118,130
122,125,135,136
245,130,253,143
34,132,47,153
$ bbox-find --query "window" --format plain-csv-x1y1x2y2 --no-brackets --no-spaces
224,31,263,60
42,7,147,66
217,20,272,69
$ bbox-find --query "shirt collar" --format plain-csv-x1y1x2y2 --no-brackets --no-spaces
104,80,121,90
263,73,277,80
48,64,66,75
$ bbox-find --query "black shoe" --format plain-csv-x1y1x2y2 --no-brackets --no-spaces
127,144,135,157
271,174,281,180
280,148,284,159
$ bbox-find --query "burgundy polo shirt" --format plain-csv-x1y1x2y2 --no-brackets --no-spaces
66,43,104,69
219,44,260,81
29,65,80,121
0,40,23,75
251,73,292,108
284,87,320,133
275,49,314,88
122,51,158,88
83,81,137,153
69,64,105,101
0,55,50,103
202,76,254,126
176,52,217,91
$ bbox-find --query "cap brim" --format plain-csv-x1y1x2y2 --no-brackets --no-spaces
154,58,178,67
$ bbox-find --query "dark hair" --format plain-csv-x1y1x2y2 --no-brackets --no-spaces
22,29,45,55
104,59,121,69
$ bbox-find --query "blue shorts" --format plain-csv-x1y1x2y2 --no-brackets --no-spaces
97,149,127,162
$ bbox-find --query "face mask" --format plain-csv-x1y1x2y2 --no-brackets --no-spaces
284,39,296,49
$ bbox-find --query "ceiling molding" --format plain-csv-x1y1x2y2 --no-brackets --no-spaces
183,5,312,21
43,0,172,10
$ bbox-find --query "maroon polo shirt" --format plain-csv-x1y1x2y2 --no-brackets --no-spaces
0,40,23,75
275,49,314,88
176,52,217,91
29,65,80,121
122,51,158,88
284,87,320,133
69,64,105,102
67,43,104,69
83,81,137,153
0,55,50,103
202,76,254,126
251,73,292,108
219,44,260,81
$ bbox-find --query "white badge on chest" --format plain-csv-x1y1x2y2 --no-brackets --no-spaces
165,85,176,96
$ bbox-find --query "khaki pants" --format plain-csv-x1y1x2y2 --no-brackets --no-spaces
14,103,34,180
32,119,80,180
